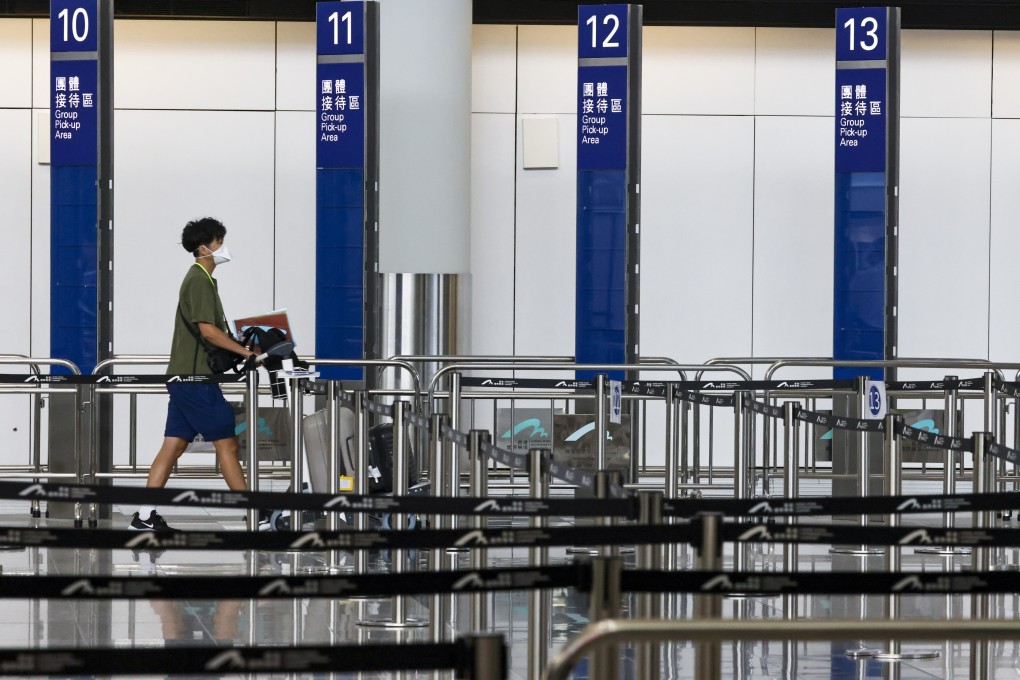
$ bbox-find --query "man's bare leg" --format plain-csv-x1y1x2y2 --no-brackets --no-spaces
213,436,248,491
146,437,189,488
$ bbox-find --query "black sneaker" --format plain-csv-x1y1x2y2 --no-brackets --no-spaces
129,510,180,532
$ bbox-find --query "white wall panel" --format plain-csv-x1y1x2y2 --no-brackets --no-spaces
274,111,316,354
754,28,833,116
901,30,992,119
0,19,32,108
112,110,276,355
0,109,34,465
0,109,33,355
30,109,50,358
640,115,754,364
472,25,516,114
990,119,1020,360
114,20,276,110
276,22,315,112
992,32,1020,119
517,26,576,115
514,113,576,355
752,116,835,377
898,118,990,366
643,27,755,115
32,19,48,110
470,113,516,354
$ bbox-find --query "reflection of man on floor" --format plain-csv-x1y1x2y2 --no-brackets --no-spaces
149,599,243,645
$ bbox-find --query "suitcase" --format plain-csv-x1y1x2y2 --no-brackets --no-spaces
301,409,421,494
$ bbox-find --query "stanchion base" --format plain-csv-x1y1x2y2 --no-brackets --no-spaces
73,519,82,528
873,650,941,662
914,547,970,556
356,617,429,629
830,546,885,556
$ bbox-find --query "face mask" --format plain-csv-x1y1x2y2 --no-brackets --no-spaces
201,244,232,265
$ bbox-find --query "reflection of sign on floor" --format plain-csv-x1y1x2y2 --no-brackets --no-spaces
553,414,630,478
496,408,557,453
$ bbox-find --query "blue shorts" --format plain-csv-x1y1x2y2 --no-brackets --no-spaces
164,383,236,442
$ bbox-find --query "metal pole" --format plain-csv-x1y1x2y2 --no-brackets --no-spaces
694,512,723,680
290,376,305,530
392,400,409,625
636,491,663,679
326,381,340,572
469,429,490,633
588,556,623,680
595,374,608,470
664,386,677,499
971,431,991,679
983,371,996,440
597,470,622,559
944,376,958,527
430,412,449,644
462,633,507,680
31,385,43,518
733,393,747,572
128,393,137,474
528,449,551,680
782,399,799,664
450,372,463,531
245,369,259,531
354,391,369,573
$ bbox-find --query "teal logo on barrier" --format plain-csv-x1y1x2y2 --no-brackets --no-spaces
501,419,548,440
235,418,275,438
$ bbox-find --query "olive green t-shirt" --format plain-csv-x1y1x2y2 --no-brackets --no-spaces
167,263,228,375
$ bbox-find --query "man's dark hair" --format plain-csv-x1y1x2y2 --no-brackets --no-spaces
181,217,227,255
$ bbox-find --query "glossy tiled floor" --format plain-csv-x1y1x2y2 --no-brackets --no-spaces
1,478,1019,679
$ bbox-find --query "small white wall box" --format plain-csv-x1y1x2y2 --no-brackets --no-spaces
521,117,559,169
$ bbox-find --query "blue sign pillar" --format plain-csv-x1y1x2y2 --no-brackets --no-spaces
50,0,112,374
315,1,379,381
833,7,900,381
575,4,642,380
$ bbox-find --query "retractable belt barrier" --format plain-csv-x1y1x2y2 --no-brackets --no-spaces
621,569,1020,596
0,565,585,600
5,564,1019,600
7,480,1020,519
0,642,480,677
6,521,1020,553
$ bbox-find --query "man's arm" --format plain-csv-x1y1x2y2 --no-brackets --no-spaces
197,322,255,357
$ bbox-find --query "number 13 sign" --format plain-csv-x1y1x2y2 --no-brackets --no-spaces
836,7,887,62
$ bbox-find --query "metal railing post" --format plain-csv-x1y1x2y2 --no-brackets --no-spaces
469,429,491,633
289,376,305,530
587,556,623,680
597,470,622,558
325,380,341,572
528,448,551,680
694,512,723,680
782,399,800,653
664,386,677,500
354,390,369,573
971,430,992,679
462,633,507,680
636,491,664,679
449,372,463,531
983,372,997,440
245,369,259,531
944,376,959,527
733,392,748,572
595,374,608,471
430,412,450,644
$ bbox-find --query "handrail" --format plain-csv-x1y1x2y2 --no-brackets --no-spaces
0,354,42,376
698,356,832,381
764,358,1005,382
0,357,80,375
543,618,1020,680
427,362,752,409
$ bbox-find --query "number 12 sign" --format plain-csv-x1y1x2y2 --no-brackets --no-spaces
836,7,887,62
578,4,628,59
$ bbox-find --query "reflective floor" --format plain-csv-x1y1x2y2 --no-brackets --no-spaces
1,478,1019,679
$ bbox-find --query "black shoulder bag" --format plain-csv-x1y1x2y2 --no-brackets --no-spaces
178,306,245,374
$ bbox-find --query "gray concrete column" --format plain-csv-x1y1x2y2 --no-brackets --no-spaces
379,0,471,274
